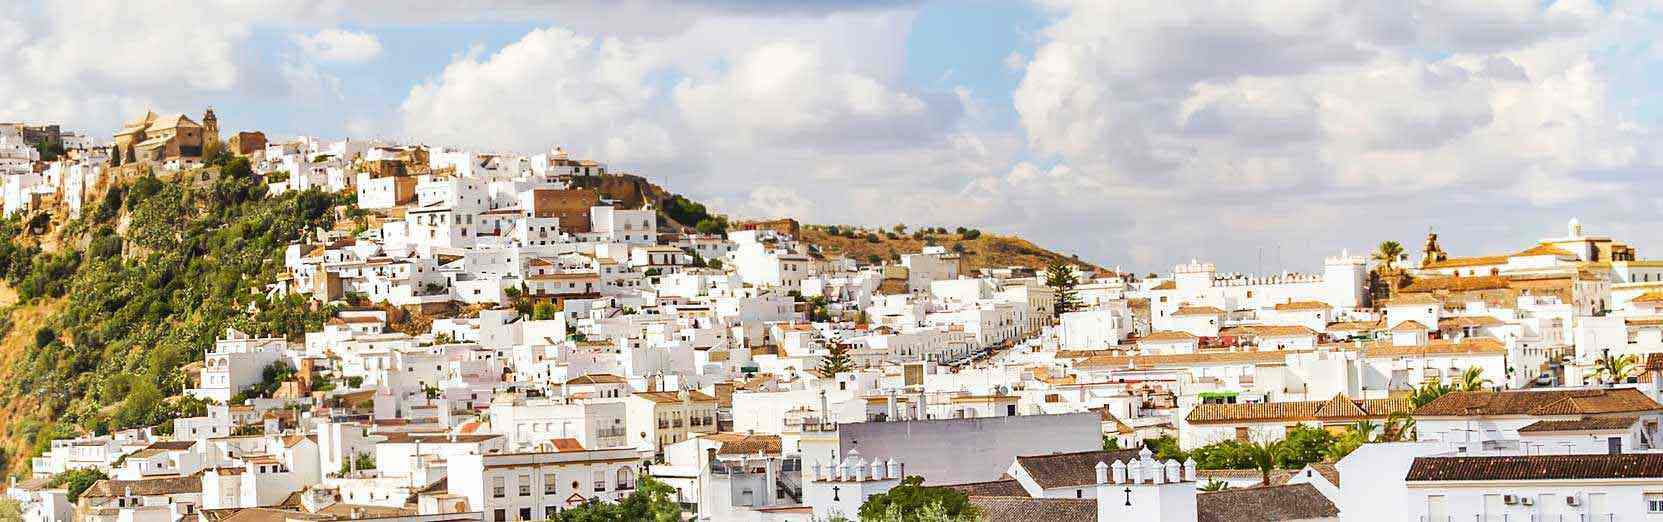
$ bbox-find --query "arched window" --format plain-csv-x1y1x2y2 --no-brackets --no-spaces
616,467,635,490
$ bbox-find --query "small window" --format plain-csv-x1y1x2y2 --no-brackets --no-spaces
1648,493,1663,513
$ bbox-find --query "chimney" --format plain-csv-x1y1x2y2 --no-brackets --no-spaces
1094,461,1109,485
887,458,901,479
1111,460,1126,484
1164,460,1181,483
885,389,898,421
1183,458,1198,482
870,459,884,480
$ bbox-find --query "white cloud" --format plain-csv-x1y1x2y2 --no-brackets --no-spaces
291,29,383,63
1003,0,1663,270
399,27,668,159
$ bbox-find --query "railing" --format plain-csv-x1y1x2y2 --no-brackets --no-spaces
598,427,626,438
593,481,606,492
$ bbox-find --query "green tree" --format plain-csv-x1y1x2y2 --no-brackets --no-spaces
1455,366,1490,391
1373,240,1405,271
1246,439,1285,487
1145,435,1186,462
1045,260,1081,318
1410,381,1453,408
50,468,108,503
1276,426,1335,469
1101,435,1121,451
553,476,680,522
1595,352,1640,385
532,301,561,320
858,476,980,522
818,344,854,376
1199,479,1230,492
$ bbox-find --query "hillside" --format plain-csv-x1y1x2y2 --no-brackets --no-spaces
799,225,1098,273
592,174,1095,272
0,159,340,477
0,166,1090,477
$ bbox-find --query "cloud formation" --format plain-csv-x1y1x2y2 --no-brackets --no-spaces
291,29,383,63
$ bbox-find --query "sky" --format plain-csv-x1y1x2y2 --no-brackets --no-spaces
4,0,1663,274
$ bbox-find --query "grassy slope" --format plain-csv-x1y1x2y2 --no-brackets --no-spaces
799,226,1098,272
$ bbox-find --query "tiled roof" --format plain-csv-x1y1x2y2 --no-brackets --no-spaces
1422,255,1509,269
1174,305,1226,316
565,373,628,385
1437,316,1506,329
1517,416,1639,433
1634,291,1663,304
1196,484,1339,522
1401,276,1510,292
1326,320,1381,332
968,497,1097,522
1349,338,1506,358
1272,301,1330,311
1407,454,1663,481
1186,394,1410,424
1514,244,1577,257
1013,449,1142,490
1414,388,1663,417
943,479,1028,496
1076,349,1291,370
1381,294,1441,306
706,433,783,456
1389,320,1429,332
1150,281,1177,290
82,475,202,499
1138,330,1198,343
1228,325,1318,338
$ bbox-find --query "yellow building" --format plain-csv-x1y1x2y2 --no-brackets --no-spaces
111,110,216,165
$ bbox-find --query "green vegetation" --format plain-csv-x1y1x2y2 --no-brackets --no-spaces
858,476,980,522
229,361,296,404
552,476,680,522
661,195,727,235
0,167,341,473
818,343,853,376
49,468,107,503
33,139,65,162
1045,259,1081,318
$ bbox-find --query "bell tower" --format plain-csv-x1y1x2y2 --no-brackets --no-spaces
202,107,220,146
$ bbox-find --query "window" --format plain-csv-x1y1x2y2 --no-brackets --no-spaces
494,509,506,522
519,508,531,521
492,477,506,498
1647,493,1663,513
520,474,531,496
545,473,558,494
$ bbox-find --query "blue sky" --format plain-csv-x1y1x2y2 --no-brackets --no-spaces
5,0,1663,273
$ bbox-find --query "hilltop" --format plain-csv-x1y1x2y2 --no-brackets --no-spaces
798,224,1099,273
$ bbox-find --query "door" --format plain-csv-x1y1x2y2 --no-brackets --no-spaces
1608,437,1622,454
1426,495,1446,521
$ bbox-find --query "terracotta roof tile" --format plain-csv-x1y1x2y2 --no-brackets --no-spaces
1196,484,1339,522
1518,416,1639,433
1013,449,1143,489
1407,454,1663,481
1415,389,1663,417
1187,394,1410,424
967,496,1097,522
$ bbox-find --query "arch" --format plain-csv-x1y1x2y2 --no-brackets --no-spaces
616,467,635,490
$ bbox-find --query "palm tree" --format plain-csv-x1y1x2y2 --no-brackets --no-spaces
1246,439,1285,487
1373,240,1406,272
1351,420,1379,443
1455,366,1489,391
1410,381,1452,408
1595,352,1639,385
1379,412,1417,442
1199,479,1229,492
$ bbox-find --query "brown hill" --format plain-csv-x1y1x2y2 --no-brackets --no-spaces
799,225,1098,273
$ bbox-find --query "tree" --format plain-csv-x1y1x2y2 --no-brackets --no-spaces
1199,479,1230,492
858,476,980,522
1277,426,1335,469
1145,435,1185,462
1595,352,1640,385
1455,366,1489,391
554,476,681,522
1372,240,1405,271
50,468,108,503
1380,411,1417,442
1102,435,1121,451
819,344,853,376
1351,420,1379,443
1246,439,1285,487
1045,260,1081,318
1410,381,1452,408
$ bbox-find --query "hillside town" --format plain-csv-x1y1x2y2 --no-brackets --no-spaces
7,109,1663,522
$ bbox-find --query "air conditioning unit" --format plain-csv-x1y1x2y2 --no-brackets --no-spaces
1521,497,1535,506
1566,496,1581,506
1502,495,1518,505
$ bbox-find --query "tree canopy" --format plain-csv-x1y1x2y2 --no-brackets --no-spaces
857,475,980,522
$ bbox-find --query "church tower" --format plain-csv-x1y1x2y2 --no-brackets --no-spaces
202,107,220,146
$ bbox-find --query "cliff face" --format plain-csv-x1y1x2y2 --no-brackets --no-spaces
797,226,1097,273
